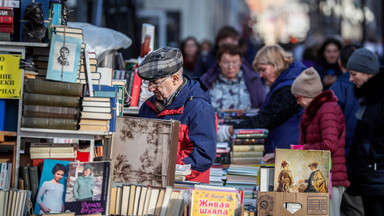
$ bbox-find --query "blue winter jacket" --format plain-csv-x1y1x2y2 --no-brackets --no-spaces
139,76,217,183
329,71,359,158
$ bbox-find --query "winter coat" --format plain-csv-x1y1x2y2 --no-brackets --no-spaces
233,61,306,153
314,60,343,89
329,71,359,159
73,175,95,200
139,76,217,184
300,90,349,187
348,71,384,197
201,63,266,109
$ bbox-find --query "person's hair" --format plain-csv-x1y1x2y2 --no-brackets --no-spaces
253,44,293,76
317,37,342,62
52,163,66,175
339,44,360,68
180,36,200,57
214,26,240,47
24,2,43,20
60,46,69,53
216,43,243,61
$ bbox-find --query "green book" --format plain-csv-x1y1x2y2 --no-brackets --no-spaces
21,117,78,130
23,93,80,108
24,79,83,97
28,166,39,204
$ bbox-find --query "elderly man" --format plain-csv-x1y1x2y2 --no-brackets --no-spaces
137,46,217,183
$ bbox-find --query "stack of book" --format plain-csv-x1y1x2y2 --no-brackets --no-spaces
225,165,259,200
175,164,191,181
110,184,186,216
0,7,13,41
231,129,268,164
0,162,12,189
215,141,231,165
209,167,227,186
79,97,112,132
77,51,99,84
217,109,259,125
32,47,50,78
0,189,31,216
29,143,76,159
21,79,83,130
19,166,39,204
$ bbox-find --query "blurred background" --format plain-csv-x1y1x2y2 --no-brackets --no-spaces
65,0,384,63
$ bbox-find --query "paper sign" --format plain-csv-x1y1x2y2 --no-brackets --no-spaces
0,54,22,98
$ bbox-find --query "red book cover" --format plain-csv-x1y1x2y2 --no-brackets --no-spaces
0,16,13,24
236,129,269,134
32,158,76,171
129,69,142,107
0,27,13,33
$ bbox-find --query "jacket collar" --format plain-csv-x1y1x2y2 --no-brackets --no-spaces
305,90,338,118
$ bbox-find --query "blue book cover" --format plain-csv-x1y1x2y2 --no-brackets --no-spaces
91,85,117,132
46,33,83,83
0,99,4,131
51,3,62,26
34,159,71,215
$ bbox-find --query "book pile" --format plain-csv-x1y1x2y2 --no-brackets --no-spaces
0,189,31,216
110,184,186,216
0,7,13,41
0,163,12,189
209,167,227,186
32,47,50,78
29,143,76,159
225,165,259,200
217,109,259,125
175,164,191,181
79,97,112,132
231,129,268,164
21,79,83,130
77,51,99,85
215,141,231,165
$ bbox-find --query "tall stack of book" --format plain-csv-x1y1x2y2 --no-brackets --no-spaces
209,167,227,186
77,51,99,84
21,79,83,130
0,7,13,41
29,143,76,159
231,129,268,164
225,165,259,200
218,109,259,125
32,47,50,78
79,96,112,132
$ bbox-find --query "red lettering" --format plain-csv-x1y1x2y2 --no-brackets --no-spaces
219,202,224,208
214,202,219,208
225,203,229,208
208,202,214,207
199,199,208,207
218,209,223,214
199,208,207,213
224,210,228,215
212,209,217,214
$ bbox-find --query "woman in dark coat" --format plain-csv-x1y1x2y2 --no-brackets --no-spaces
347,48,384,216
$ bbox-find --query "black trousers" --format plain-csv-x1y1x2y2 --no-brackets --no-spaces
362,196,384,216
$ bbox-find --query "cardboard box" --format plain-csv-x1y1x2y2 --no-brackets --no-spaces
257,192,329,216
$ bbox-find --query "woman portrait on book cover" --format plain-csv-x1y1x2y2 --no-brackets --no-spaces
72,164,96,201
36,163,67,213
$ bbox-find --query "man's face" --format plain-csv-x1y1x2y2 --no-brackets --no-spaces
33,6,44,25
147,75,175,101
60,48,69,57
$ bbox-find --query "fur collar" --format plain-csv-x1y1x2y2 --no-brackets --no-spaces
354,70,384,105
304,90,338,118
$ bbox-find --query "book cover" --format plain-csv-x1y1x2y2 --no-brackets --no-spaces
23,105,80,119
33,159,71,215
129,69,141,107
274,148,330,193
190,189,238,216
21,166,31,191
46,33,83,83
0,54,22,99
24,79,83,97
64,161,111,215
110,117,179,187
21,117,78,130
23,93,81,108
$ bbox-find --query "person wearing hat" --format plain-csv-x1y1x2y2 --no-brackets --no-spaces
305,162,327,193
73,164,95,201
292,67,349,215
138,46,217,184
276,160,294,192
347,48,384,216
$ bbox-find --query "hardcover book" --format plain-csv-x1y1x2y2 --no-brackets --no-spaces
274,148,330,193
190,189,238,216
64,161,111,215
110,116,179,187
46,33,83,83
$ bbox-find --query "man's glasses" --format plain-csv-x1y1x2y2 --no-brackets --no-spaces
142,76,171,88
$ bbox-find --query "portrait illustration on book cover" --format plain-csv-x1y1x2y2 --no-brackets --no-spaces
64,161,111,215
274,149,330,193
110,116,179,187
34,159,71,215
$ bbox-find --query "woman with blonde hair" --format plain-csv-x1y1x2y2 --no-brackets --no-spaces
218,45,307,162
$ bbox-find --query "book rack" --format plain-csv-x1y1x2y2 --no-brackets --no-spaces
0,131,16,188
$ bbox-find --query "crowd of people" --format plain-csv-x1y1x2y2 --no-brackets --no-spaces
136,25,384,216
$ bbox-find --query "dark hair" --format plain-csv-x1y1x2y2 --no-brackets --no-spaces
216,43,243,61
180,36,200,57
52,163,66,175
318,37,342,62
214,26,240,47
339,44,360,68
60,46,69,53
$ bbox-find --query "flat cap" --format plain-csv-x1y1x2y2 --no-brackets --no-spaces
137,46,183,80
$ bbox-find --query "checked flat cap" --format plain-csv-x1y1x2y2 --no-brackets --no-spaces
137,46,183,80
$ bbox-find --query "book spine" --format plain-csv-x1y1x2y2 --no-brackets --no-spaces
21,166,31,191
0,27,13,33
232,145,264,152
109,97,117,132
129,69,142,107
0,16,12,23
5,163,11,189
113,84,124,116
23,93,80,108
235,134,267,139
0,8,13,16
24,79,83,96
0,163,7,189
23,105,80,119
29,166,39,204
21,117,78,130
235,129,268,134
233,139,265,145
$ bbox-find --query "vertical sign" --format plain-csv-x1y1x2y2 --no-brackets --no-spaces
0,54,22,98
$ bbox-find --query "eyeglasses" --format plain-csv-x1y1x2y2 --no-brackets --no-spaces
220,61,241,68
142,76,171,88
294,95,302,101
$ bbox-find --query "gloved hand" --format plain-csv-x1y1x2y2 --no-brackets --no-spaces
217,125,231,142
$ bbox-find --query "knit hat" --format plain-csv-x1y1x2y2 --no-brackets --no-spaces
291,67,323,98
347,48,379,74
137,46,183,81
83,164,93,172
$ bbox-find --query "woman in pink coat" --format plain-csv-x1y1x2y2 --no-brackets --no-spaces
291,67,349,216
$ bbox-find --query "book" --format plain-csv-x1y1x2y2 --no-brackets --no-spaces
259,166,275,192
23,93,81,108
274,149,330,193
79,119,109,125
0,163,7,189
111,117,180,187
231,156,263,164
233,139,265,145
232,145,264,152
137,186,148,215
159,186,173,216
54,26,83,34
96,67,113,86
21,117,78,130
80,112,112,120
165,190,184,216
80,58,97,65
64,161,111,215
154,187,165,216
82,106,111,113
79,124,109,132
24,79,83,96
142,186,152,215
78,71,100,80
115,186,122,215
190,189,238,216
23,105,80,119
234,129,269,134
28,166,39,204
120,185,130,215
0,7,13,16
82,97,110,102
127,184,136,215
82,100,110,107
112,80,125,116
129,69,142,107
46,33,83,83
20,166,31,191
33,159,71,215
235,134,268,139
108,187,117,215
0,16,12,23
132,185,142,215
146,188,160,215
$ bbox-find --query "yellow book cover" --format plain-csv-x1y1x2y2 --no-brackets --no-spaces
190,189,237,216
0,54,22,98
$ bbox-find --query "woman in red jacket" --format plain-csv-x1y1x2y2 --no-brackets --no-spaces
291,67,349,216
